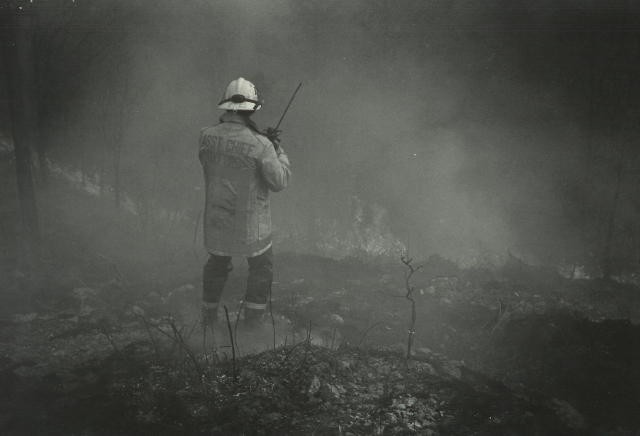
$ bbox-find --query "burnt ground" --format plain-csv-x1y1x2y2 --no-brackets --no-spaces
1,178,640,435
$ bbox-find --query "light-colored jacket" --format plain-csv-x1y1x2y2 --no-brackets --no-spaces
199,112,291,257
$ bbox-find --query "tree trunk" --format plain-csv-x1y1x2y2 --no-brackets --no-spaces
2,8,41,260
112,71,129,210
113,140,121,208
99,146,106,196
602,160,623,280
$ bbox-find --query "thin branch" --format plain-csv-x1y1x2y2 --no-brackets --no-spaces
136,313,160,359
166,317,202,375
268,282,276,350
357,321,385,347
148,317,202,375
233,300,243,354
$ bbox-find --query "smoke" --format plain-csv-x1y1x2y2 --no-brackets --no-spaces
47,0,639,267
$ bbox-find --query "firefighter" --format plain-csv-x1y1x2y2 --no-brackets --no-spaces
199,77,291,328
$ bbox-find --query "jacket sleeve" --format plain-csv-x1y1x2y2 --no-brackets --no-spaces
198,128,210,185
259,141,291,192
198,128,208,163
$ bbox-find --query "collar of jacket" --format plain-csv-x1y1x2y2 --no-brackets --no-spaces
219,111,260,133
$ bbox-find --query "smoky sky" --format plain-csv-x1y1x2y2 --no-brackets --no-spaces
22,0,640,266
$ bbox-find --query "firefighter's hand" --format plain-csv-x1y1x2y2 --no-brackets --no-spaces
265,127,281,150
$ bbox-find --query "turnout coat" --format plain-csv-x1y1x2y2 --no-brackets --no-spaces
199,112,290,257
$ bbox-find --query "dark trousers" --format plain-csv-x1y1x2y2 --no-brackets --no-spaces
202,247,273,309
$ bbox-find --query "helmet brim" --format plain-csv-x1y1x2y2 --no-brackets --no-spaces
218,101,262,111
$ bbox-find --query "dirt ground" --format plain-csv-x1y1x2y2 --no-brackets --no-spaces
1,179,640,435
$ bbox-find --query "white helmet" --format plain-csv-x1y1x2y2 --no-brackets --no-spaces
217,77,262,111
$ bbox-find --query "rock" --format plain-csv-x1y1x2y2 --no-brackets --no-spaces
411,361,437,376
164,284,196,305
308,375,321,396
339,359,351,369
328,313,344,325
550,398,587,430
12,313,37,323
131,305,145,316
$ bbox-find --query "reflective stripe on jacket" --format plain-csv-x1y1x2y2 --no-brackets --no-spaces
199,112,290,257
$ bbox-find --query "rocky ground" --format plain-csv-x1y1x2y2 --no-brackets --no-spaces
1,179,639,435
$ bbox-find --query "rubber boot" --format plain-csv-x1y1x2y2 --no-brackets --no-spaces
201,304,218,329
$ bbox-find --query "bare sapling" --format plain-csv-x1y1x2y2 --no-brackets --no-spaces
143,315,203,377
233,301,244,354
357,321,385,348
269,284,276,350
166,316,202,375
400,253,422,360
223,305,238,382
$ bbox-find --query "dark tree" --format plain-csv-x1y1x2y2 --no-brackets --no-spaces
2,5,41,261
